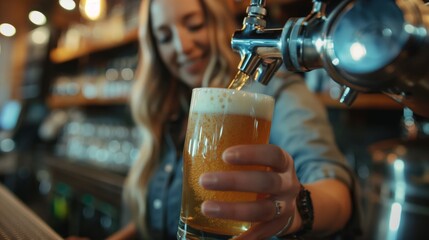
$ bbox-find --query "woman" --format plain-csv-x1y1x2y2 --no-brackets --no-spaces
113,0,360,239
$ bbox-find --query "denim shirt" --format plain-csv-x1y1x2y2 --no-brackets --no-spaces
146,131,184,240
145,76,361,239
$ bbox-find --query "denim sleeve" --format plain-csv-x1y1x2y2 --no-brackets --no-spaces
267,78,362,238
269,78,352,186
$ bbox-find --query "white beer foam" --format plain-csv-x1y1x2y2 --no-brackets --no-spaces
190,88,274,120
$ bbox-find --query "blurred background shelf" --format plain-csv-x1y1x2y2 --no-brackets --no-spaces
50,29,138,64
46,155,125,205
47,95,129,108
317,93,403,110
46,155,125,239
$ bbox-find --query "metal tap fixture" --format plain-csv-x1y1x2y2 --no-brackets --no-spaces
232,0,429,117
230,0,283,86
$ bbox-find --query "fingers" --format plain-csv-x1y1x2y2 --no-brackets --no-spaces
201,200,295,240
198,145,298,240
201,199,277,222
231,201,296,240
223,145,292,172
200,171,284,194
200,145,297,197
199,168,297,231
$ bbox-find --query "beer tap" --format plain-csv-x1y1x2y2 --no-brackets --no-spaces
231,0,429,117
230,0,283,88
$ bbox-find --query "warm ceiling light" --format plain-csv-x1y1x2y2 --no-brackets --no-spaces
59,0,76,11
29,11,47,26
80,0,107,21
0,23,16,37
31,27,50,45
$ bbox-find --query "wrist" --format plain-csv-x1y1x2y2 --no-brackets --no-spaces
284,184,314,237
286,202,301,234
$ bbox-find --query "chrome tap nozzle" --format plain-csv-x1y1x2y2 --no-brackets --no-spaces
231,0,283,86
231,0,429,117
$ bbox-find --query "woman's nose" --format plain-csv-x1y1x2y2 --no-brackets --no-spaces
173,27,194,55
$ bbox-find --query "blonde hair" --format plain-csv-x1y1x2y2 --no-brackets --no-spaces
124,0,238,236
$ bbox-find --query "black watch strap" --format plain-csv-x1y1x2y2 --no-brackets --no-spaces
279,185,314,240
295,184,314,235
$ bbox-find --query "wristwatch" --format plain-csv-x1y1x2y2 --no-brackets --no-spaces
295,184,314,235
281,185,314,239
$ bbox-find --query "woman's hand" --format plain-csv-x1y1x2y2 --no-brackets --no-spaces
199,144,302,240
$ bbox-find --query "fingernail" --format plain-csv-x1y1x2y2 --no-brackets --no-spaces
199,173,218,187
201,202,220,217
222,150,239,163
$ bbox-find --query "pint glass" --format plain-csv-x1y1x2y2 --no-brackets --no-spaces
177,88,274,239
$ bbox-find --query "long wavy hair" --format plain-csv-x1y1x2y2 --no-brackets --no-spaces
124,0,239,236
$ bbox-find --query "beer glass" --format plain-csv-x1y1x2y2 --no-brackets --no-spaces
177,88,274,239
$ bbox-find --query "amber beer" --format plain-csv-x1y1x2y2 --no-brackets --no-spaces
178,88,274,238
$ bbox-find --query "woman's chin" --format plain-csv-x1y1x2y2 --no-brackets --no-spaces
180,74,204,88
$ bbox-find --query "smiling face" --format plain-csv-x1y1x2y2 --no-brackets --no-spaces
150,0,211,88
